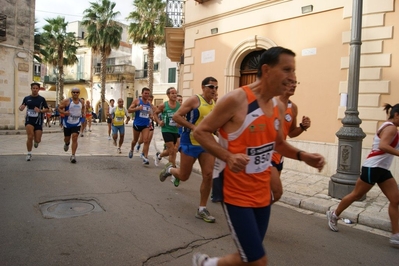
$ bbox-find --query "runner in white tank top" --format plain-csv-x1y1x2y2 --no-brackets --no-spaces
327,103,399,248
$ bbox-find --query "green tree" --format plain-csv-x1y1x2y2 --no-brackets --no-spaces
40,16,79,102
127,0,168,93
82,0,123,122
34,20,43,63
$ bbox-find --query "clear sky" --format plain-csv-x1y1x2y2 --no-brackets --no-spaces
35,0,133,30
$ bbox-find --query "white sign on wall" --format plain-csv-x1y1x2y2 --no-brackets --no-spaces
201,50,215,63
340,93,348,107
302,48,317,56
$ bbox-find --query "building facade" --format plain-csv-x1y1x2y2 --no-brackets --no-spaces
0,0,36,130
165,0,399,179
132,44,178,107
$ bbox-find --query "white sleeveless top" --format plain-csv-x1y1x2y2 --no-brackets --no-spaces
363,121,399,169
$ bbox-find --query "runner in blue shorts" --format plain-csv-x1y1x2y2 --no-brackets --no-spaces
110,98,130,154
159,77,219,223
128,87,154,165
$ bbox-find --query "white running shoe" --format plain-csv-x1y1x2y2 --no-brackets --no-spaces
389,233,399,248
159,162,173,182
26,154,32,161
326,210,339,232
192,252,210,266
64,143,69,152
154,152,161,166
195,208,215,223
70,155,77,164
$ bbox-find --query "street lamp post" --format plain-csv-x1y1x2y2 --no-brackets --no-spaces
329,0,366,199
55,67,59,105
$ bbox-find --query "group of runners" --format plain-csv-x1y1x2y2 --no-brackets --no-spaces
19,46,399,266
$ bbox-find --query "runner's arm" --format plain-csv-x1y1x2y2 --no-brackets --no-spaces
194,90,250,173
172,96,199,130
379,125,399,156
19,98,26,111
128,99,140,113
274,102,324,171
153,103,164,126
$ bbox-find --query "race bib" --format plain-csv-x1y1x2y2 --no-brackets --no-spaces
169,118,177,126
116,116,123,121
67,115,80,124
27,109,38,117
245,143,274,174
139,106,150,118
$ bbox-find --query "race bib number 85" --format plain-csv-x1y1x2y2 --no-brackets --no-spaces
245,142,274,174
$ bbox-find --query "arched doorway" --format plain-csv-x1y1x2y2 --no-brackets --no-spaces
239,50,265,87
224,36,277,94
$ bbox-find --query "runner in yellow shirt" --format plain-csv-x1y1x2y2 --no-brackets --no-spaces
110,98,130,153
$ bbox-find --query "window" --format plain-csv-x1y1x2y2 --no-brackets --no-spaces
0,14,6,41
168,68,176,83
154,62,159,72
34,64,41,76
106,58,115,66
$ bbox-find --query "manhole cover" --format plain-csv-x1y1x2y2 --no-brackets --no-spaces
39,199,104,219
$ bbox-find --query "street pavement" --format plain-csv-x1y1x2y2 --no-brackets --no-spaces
0,121,393,237
2,152,398,266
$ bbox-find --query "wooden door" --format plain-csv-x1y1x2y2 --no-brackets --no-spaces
240,70,257,87
239,49,265,87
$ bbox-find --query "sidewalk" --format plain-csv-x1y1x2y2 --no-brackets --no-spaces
0,122,392,237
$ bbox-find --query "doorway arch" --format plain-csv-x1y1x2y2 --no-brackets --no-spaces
224,36,277,93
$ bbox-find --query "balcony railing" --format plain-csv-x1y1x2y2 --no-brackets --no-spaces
94,64,135,75
43,74,89,83
166,0,184,27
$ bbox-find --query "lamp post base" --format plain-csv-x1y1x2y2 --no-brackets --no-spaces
328,180,366,201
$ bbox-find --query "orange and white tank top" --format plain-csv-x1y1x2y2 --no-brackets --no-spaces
214,85,280,207
272,101,293,164
282,101,293,138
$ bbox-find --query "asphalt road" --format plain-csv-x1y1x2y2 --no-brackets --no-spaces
1,155,398,266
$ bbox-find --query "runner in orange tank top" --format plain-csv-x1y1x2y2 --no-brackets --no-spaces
193,47,325,266
270,80,311,203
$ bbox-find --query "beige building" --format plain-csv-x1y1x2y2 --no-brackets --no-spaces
0,1,36,130
165,0,399,179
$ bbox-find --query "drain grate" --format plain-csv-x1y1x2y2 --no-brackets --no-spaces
39,199,104,219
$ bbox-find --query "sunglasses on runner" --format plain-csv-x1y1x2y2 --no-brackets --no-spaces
204,84,218,90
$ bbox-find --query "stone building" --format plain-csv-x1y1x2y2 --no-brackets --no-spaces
0,0,36,130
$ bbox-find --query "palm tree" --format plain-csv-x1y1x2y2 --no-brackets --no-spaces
34,20,43,63
82,0,123,122
127,0,168,93
40,16,79,102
